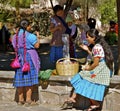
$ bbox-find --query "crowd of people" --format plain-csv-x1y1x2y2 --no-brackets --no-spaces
1,4,114,110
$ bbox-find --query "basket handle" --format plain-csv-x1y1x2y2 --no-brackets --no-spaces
56,58,78,63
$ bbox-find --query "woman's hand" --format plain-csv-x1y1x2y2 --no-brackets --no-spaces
80,44,92,55
82,64,90,71
49,24,62,33
80,44,89,51
57,24,62,31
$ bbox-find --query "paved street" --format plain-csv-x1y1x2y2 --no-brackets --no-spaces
0,101,83,111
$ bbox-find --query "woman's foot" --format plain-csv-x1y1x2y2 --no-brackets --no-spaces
61,101,74,110
17,101,25,105
65,97,76,103
24,101,39,107
87,105,100,111
61,97,76,110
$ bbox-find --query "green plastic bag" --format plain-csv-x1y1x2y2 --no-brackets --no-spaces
39,69,53,80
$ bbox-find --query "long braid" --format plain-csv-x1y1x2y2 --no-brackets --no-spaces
98,37,114,71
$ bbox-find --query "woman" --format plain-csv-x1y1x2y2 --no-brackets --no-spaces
66,14,77,58
12,19,40,105
62,29,114,111
49,5,71,63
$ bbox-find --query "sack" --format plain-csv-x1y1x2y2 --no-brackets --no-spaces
39,69,53,80
22,62,30,72
10,58,20,69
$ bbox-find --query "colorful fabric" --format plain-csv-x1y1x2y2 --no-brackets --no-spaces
50,16,66,46
70,43,111,101
80,61,111,86
12,29,37,49
71,74,106,101
50,46,63,63
27,49,40,73
79,44,111,86
12,29,40,87
92,44,105,58
13,48,39,87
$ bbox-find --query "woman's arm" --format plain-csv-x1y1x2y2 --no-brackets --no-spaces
33,31,40,49
34,42,40,49
49,23,62,33
84,57,100,71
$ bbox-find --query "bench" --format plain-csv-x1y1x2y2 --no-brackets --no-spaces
0,71,120,110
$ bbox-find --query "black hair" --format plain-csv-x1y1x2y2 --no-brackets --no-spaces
87,29,114,71
53,5,63,14
109,20,116,26
20,19,30,30
87,18,96,29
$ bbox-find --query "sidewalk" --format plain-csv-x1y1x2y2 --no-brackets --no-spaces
0,101,81,111
0,45,119,111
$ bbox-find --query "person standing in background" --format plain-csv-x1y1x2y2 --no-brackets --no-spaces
66,14,77,58
0,22,11,51
49,5,71,63
87,18,96,29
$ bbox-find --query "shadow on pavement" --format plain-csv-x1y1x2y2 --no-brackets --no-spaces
0,44,118,74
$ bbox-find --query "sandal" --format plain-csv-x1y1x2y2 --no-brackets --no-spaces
61,101,74,110
24,101,39,107
87,105,100,111
17,101,25,105
65,98,76,103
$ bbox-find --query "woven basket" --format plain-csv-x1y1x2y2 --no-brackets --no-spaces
56,58,79,76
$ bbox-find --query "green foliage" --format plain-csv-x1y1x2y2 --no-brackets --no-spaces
0,11,15,22
98,0,117,24
105,31,118,45
11,0,33,8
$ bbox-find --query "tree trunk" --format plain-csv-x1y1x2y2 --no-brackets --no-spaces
64,0,73,16
116,0,120,75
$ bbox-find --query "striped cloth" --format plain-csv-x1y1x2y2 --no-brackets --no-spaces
13,48,39,87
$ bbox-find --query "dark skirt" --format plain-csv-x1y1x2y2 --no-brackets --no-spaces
50,46,63,63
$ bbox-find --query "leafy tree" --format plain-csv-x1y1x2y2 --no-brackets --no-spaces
98,0,117,24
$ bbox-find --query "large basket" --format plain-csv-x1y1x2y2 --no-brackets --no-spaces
56,58,79,76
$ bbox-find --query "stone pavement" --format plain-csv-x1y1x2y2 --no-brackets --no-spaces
0,45,119,111
0,100,83,111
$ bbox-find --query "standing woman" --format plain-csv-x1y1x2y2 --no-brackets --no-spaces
12,19,40,105
49,5,70,63
62,29,114,111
